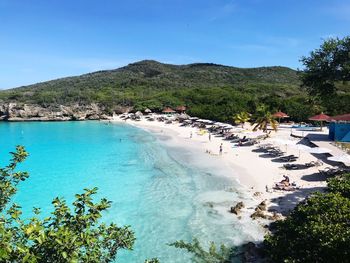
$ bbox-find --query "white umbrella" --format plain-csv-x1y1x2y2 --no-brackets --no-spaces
308,147,332,154
270,138,297,151
292,144,311,151
327,155,350,165
292,144,311,157
245,131,265,138
270,138,298,146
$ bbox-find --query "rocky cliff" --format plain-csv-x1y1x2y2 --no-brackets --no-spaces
0,103,113,121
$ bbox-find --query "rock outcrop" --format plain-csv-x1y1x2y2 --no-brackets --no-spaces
230,201,245,215
0,103,113,121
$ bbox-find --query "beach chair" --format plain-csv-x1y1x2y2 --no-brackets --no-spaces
274,155,298,163
273,185,299,191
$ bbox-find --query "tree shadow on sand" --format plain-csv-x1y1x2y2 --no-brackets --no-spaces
268,186,326,216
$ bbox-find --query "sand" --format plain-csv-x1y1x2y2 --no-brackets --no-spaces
110,115,329,218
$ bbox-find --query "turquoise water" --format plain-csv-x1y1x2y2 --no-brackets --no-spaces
0,121,261,262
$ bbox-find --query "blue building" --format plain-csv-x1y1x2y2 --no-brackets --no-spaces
329,114,350,142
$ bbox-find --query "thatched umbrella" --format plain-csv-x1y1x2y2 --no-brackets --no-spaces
273,111,289,123
309,113,330,131
144,108,152,114
135,111,143,118
176,105,187,113
162,107,176,114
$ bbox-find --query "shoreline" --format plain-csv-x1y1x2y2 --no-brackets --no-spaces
111,115,329,219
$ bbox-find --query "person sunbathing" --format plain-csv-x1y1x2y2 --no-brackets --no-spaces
276,175,290,187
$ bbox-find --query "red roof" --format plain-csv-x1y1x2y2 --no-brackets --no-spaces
273,111,289,118
309,113,330,121
162,107,176,113
329,113,350,122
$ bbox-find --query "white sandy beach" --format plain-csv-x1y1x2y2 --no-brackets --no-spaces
111,115,330,219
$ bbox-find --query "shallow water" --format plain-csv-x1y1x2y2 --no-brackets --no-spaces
0,121,262,262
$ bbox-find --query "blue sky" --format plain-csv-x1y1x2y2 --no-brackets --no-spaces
0,0,349,89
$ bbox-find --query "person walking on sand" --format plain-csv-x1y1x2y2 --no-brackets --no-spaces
209,133,211,141
219,143,223,155
190,131,193,138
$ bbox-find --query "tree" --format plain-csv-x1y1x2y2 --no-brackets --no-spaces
327,173,350,198
169,238,235,263
0,146,136,262
264,192,350,262
252,105,278,132
233,112,250,127
300,36,350,97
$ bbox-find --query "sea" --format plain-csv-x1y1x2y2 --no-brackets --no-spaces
0,121,263,262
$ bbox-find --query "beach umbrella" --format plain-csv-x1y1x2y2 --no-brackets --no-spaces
270,138,297,151
135,111,143,117
175,105,187,113
245,131,265,138
327,154,350,165
273,111,289,123
292,144,311,157
144,108,152,114
308,113,330,131
328,113,350,122
308,147,332,154
162,107,176,114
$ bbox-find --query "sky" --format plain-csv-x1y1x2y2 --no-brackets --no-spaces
0,0,349,89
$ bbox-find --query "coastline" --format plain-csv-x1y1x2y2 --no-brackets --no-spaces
111,116,329,219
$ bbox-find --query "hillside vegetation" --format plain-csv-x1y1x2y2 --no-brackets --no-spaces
0,60,310,122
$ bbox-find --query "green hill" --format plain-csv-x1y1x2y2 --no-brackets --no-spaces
0,60,307,121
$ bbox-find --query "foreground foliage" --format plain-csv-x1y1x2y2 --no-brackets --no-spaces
265,176,350,262
327,173,350,198
0,146,135,262
300,36,350,115
170,238,235,263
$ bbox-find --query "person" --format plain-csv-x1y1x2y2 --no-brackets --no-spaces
219,143,223,155
280,175,290,186
209,133,211,141
190,131,193,138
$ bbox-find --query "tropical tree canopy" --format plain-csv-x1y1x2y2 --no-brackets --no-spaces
300,36,350,96
233,111,251,127
252,105,278,132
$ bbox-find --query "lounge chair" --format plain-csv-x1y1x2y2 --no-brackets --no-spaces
318,167,350,177
283,161,323,170
273,185,299,191
239,139,258,146
274,155,298,163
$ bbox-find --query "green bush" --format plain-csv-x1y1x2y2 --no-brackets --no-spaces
264,192,350,262
328,173,350,198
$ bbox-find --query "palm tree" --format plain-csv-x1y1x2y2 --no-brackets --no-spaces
233,111,251,128
253,105,278,132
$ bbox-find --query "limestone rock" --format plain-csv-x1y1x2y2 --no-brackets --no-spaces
230,201,245,215
0,102,113,121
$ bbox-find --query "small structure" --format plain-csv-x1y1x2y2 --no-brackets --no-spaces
328,113,350,142
309,113,330,131
162,107,176,115
176,105,187,113
144,108,152,114
273,111,289,123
